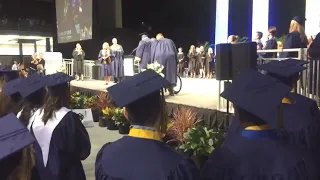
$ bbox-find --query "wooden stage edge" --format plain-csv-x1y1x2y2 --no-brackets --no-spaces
70,78,232,129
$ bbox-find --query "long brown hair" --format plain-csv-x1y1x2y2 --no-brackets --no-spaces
42,83,70,124
289,20,307,43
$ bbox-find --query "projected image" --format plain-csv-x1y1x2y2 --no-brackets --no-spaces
56,0,92,43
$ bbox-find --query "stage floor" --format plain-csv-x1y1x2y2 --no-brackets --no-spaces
70,78,230,111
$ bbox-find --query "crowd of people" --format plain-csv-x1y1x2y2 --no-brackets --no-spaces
1,56,320,179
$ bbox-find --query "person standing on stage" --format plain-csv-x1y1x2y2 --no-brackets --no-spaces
205,47,215,79
135,34,152,71
110,38,124,83
151,33,177,96
188,45,197,78
198,46,206,78
177,47,184,76
72,43,86,81
99,42,113,85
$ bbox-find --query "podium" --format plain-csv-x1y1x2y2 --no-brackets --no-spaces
92,65,102,80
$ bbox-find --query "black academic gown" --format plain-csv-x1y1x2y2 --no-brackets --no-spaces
280,31,307,58
201,130,318,180
31,107,91,180
111,45,124,78
136,38,152,69
95,136,200,180
151,38,178,85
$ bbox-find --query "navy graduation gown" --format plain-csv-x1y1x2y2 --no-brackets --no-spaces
151,38,178,85
95,136,200,180
98,50,114,77
308,32,320,95
135,38,152,69
280,31,307,58
201,130,318,180
31,107,91,180
111,45,124,78
263,37,278,58
223,117,242,145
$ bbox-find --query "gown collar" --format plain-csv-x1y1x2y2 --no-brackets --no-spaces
128,125,162,141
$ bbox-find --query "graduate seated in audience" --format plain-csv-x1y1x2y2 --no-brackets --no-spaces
15,74,47,129
31,72,91,180
95,70,200,180
201,69,318,180
0,78,24,117
0,113,40,180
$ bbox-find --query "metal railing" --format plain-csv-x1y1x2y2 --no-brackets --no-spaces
63,59,95,79
217,48,320,113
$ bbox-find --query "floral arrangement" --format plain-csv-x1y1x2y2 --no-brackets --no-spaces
70,91,87,109
167,107,201,143
179,126,224,157
84,95,99,110
102,107,114,118
97,92,114,109
56,63,67,73
147,61,164,77
112,108,129,126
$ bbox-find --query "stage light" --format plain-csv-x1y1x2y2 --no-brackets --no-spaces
252,0,269,42
214,0,229,45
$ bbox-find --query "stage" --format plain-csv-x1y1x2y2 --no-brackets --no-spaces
70,78,232,129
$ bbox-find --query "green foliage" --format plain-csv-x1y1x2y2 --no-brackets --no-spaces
84,95,99,110
203,41,210,53
70,92,87,109
112,108,130,126
179,126,224,157
277,35,287,44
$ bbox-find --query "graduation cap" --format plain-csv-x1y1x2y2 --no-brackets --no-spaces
0,113,35,161
258,59,308,79
292,16,306,25
107,69,169,107
0,70,19,82
220,69,292,127
45,72,74,87
2,78,22,97
16,74,46,98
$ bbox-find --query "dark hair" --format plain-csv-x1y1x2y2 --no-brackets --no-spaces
256,31,263,39
268,26,277,36
125,90,167,134
19,88,47,127
0,93,23,117
42,83,70,124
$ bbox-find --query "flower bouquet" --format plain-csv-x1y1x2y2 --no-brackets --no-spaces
112,108,130,134
84,95,100,122
147,61,164,77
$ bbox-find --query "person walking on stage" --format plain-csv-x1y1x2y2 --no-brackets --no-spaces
99,42,114,85
151,33,177,96
72,43,86,81
110,38,124,83
135,34,152,71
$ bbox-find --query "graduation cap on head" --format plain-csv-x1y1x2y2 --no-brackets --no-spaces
45,72,74,87
258,59,308,79
16,74,46,98
0,113,35,161
292,16,306,25
2,78,22,97
0,70,19,82
107,69,169,107
220,69,292,127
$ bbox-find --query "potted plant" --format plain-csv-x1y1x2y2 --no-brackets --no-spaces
112,108,130,134
84,95,100,122
70,92,94,127
165,107,200,148
179,126,224,168
100,107,117,129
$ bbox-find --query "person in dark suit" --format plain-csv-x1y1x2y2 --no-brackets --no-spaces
263,26,278,58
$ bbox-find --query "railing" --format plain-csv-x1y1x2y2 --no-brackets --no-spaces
218,48,320,113
63,59,95,79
